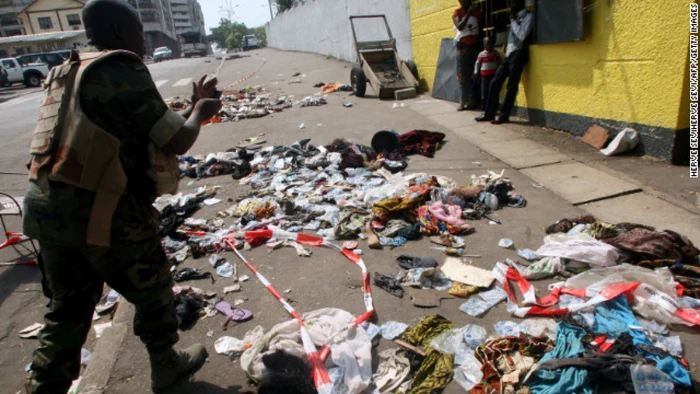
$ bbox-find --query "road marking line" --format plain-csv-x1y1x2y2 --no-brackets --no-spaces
154,79,169,88
172,78,192,87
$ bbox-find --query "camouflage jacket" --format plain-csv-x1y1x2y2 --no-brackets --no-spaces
23,46,185,247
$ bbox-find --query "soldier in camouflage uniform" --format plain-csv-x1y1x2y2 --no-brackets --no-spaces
22,0,222,393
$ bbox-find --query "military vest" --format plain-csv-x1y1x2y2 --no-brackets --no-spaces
27,50,179,247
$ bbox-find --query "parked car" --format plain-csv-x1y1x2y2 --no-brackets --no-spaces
241,35,259,51
153,47,173,62
17,52,65,70
52,50,75,60
0,57,50,87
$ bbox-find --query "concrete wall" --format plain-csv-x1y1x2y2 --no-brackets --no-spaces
409,0,691,161
266,0,413,63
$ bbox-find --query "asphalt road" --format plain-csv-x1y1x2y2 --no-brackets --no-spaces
0,57,222,142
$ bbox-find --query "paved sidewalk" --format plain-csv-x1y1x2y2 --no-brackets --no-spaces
413,100,700,245
75,49,700,394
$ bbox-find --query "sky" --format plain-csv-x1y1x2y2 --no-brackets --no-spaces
200,0,274,33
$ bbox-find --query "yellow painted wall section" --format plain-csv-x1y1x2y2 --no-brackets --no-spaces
410,0,460,90
411,0,691,130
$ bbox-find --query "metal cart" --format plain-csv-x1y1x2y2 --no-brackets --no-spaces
349,15,419,99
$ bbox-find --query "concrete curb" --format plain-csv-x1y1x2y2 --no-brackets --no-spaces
78,301,134,394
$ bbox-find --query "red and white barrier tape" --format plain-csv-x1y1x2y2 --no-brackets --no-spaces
492,262,700,326
242,229,375,325
227,240,333,394
223,229,376,394
223,59,268,90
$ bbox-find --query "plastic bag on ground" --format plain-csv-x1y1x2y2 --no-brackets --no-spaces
380,321,409,340
216,326,264,357
600,128,640,156
514,256,565,279
215,336,245,356
494,321,524,337
429,328,464,354
535,239,619,267
520,318,557,339
453,355,483,391
630,364,674,394
562,264,677,296
80,348,91,366
462,324,487,348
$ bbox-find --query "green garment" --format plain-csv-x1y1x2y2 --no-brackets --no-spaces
400,315,455,394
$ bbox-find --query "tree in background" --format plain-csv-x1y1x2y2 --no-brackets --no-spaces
252,26,267,47
207,18,268,50
207,19,248,50
225,32,244,50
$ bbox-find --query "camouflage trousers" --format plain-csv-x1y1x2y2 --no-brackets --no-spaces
31,236,178,394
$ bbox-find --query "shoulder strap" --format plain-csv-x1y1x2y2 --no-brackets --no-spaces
76,50,144,84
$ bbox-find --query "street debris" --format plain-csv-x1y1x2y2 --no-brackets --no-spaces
440,257,494,287
582,124,610,149
141,107,700,394
600,128,640,156
18,323,44,339
95,289,120,314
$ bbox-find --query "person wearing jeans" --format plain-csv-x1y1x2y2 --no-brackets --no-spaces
453,0,481,111
475,0,533,124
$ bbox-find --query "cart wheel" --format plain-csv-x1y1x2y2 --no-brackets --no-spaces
351,66,367,98
406,60,419,81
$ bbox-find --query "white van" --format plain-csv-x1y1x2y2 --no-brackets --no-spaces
241,35,259,51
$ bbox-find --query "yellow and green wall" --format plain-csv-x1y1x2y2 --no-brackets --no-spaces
410,0,693,163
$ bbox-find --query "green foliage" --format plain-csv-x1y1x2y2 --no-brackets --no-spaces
208,18,249,49
208,18,268,50
275,0,297,13
251,26,267,47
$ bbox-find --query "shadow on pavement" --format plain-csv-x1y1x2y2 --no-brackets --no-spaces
0,242,42,309
162,381,250,394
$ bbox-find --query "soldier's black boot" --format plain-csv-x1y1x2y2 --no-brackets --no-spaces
149,344,208,392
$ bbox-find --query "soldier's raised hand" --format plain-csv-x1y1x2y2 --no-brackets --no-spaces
192,75,218,102
195,98,222,121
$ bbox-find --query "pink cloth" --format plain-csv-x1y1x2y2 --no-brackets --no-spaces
428,202,473,232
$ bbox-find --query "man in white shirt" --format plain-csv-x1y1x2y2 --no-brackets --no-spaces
475,0,533,124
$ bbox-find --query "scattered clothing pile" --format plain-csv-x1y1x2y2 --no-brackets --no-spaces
144,120,700,394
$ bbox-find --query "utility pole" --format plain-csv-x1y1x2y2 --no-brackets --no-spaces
220,0,235,21
268,0,273,20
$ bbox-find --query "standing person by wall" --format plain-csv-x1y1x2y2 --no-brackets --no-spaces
473,36,501,111
452,0,481,111
475,0,532,124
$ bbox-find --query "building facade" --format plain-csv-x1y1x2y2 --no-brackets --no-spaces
127,0,180,56
0,29,85,57
0,0,33,37
409,0,691,163
17,0,84,35
170,0,204,37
